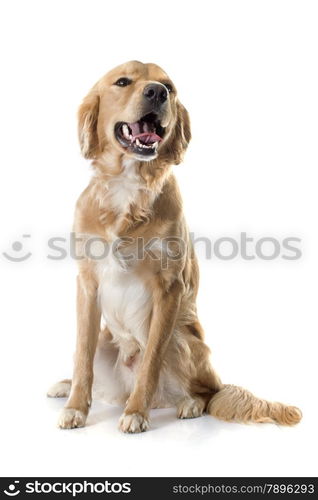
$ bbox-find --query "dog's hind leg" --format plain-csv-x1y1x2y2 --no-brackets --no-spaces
47,379,72,398
167,324,221,419
177,395,206,419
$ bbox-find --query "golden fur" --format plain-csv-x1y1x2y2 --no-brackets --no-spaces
48,61,302,432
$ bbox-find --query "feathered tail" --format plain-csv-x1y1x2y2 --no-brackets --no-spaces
207,384,302,425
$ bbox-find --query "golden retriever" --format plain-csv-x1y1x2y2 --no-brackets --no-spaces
48,61,301,433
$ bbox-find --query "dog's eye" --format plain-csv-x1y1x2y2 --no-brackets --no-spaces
114,77,132,87
163,82,173,93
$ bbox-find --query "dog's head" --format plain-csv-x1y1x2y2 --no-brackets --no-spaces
78,61,191,164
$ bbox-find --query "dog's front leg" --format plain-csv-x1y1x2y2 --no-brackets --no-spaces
119,278,183,433
58,267,100,429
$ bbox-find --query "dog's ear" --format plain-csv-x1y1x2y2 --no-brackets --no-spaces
78,88,100,159
164,101,191,165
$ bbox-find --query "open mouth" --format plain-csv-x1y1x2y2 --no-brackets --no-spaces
115,112,165,157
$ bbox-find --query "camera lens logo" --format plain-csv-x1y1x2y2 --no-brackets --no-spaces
4,481,20,496
2,235,32,262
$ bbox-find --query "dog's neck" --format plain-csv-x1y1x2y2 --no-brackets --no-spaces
92,148,171,192
89,149,172,230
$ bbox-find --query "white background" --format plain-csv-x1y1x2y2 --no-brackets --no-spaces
0,0,317,477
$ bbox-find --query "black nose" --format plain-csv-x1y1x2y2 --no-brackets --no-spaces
143,83,168,105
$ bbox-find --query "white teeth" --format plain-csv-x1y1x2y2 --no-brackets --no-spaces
122,124,130,139
133,138,158,150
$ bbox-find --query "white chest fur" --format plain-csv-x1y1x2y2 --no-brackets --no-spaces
97,252,152,350
105,160,144,215
96,159,153,357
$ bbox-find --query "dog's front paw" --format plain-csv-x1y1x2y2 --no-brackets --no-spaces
58,408,86,429
118,412,149,433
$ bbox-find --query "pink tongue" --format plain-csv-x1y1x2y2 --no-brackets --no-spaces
133,132,162,144
128,120,162,144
